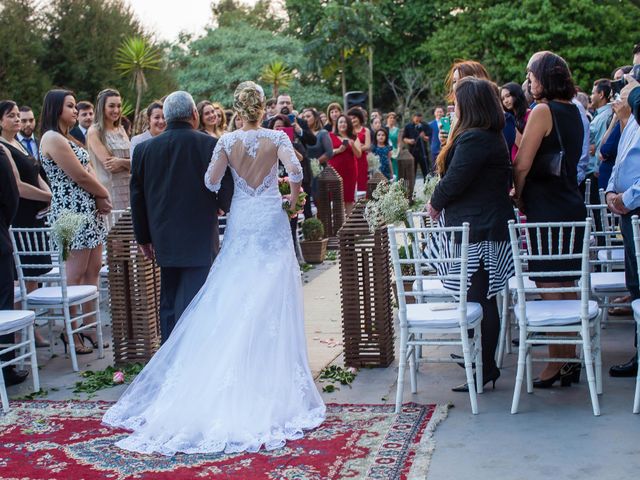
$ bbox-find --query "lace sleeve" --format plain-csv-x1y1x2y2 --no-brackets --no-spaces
276,131,303,183
204,139,229,193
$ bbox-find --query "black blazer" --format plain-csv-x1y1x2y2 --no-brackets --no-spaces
431,129,514,243
0,148,19,256
69,126,86,146
130,121,233,268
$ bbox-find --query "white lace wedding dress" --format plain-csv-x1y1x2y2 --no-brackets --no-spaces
102,128,326,455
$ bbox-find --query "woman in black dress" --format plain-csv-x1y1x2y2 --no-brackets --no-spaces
428,77,515,391
0,100,52,347
513,52,586,387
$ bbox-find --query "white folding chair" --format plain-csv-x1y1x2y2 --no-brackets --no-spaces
508,219,601,416
597,189,624,270
0,310,40,412
629,215,640,413
11,227,105,372
389,222,483,414
583,178,591,205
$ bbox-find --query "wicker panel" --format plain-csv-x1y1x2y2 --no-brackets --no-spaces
396,150,415,200
338,200,394,367
316,166,345,250
367,172,388,198
107,210,161,365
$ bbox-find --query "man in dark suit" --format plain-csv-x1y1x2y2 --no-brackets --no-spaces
0,146,29,386
17,106,39,158
130,91,233,343
69,101,94,146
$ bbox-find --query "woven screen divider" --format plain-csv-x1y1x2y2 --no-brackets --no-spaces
106,210,161,365
316,166,345,250
396,149,415,200
338,200,394,367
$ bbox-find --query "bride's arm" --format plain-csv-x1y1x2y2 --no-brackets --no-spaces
205,139,229,194
277,132,303,206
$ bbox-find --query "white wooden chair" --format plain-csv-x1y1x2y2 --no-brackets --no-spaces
389,222,483,414
0,310,40,412
11,227,105,372
597,189,624,270
629,215,640,413
508,219,601,416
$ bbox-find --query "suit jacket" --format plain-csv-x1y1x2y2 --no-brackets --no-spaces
0,148,19,256
431,129,514,243
629,86,640,121
69,126,86,146
130,121,233,268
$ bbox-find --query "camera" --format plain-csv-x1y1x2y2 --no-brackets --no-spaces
611,64,640,95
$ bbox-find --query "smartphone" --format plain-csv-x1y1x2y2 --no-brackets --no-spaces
611,79,625,95
287,113,296,123
439,116,451,134
342,138,349,146
276,126,295,142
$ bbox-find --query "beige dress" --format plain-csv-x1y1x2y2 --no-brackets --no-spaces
91,128,131,210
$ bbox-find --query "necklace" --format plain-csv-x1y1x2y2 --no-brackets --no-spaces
0,136,29,156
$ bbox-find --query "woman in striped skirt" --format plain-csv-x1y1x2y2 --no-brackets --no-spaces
427,76,515,392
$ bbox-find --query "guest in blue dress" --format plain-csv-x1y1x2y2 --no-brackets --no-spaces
371,129,394,180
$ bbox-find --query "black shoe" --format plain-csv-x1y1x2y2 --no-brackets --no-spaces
532,363,578,388
452,368,500,392
2,368,29,387
609,357,638,378
450,353,476,369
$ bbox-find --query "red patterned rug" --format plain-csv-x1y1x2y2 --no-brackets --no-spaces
0,401,447,480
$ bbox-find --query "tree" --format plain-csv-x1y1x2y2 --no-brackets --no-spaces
0,0,50,111
115,37,161,132
171,20,338,108
261,61,294,98
211,0,285,30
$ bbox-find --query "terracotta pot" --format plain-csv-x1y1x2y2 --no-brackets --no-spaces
301,238,328,264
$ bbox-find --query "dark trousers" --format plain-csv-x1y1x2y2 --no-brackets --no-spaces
620,209,640,348
0,254,15,373
411,144,430,179
467,263,500,375
159,266,210,343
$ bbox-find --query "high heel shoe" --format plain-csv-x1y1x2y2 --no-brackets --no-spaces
452,368,500,392
59,333,93,355
80,333,109,349
532,362,577,388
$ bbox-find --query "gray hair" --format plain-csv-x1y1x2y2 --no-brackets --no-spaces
163,91,196,123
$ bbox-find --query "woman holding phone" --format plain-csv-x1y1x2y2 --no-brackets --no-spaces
329,114,360,215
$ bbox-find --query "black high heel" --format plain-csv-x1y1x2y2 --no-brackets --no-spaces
533,362,577,388
452,368,500,392
59,333,93,355
80,333,109,349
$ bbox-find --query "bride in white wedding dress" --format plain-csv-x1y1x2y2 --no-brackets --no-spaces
102,81,326,455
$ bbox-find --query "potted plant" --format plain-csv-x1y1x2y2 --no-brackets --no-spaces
300,218,328,264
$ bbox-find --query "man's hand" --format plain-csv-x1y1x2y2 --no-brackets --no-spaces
606,192,630,215
621,74,640,103
217,209,225,216
139,243,155,261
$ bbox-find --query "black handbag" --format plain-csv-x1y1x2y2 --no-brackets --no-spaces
528,103,566,179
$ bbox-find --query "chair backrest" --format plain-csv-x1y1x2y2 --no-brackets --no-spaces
507,219,592,316
388,222,471,322
586,203,622,271
10,227,67,301
584,178,591,204
406,211,439,273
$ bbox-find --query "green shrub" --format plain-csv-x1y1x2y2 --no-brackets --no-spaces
302,218,324,241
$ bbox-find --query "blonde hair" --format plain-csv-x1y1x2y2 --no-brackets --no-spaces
94,88,122,153
211,102,227,136
233,81,265,123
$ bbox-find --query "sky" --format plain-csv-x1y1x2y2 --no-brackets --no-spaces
127,0,216,41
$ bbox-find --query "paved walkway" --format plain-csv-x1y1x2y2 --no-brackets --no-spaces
7,261,640,479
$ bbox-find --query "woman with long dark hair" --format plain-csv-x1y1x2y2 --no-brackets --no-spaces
40,89,112,354
428,77,514,391
513,51,586,387
501,82,531,161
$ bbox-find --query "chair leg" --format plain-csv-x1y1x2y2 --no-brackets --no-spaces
65,307,79,372
474,327,484,394
582,325,601,416
526,349,533,393
634,318,640,413
497,290,508,368
594,316,603,395
47,318,54,357
409,344,417,394
395,328,408,414
461,327,478,414
601,298,609,329
511,331,527,414
0,372,8,413
27,325,40,393
95,298,105,359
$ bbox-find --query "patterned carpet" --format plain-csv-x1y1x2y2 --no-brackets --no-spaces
0,401,448,480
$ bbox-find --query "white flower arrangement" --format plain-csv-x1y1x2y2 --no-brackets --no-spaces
366,151,380,172
423,173,441,201
309,158,322,178
364,180,410,232
52,210,86,260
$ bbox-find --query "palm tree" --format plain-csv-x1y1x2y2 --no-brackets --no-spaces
115,37,161,133
261,61,294,98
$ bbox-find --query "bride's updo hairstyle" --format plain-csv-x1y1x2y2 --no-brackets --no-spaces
233,81,265,123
